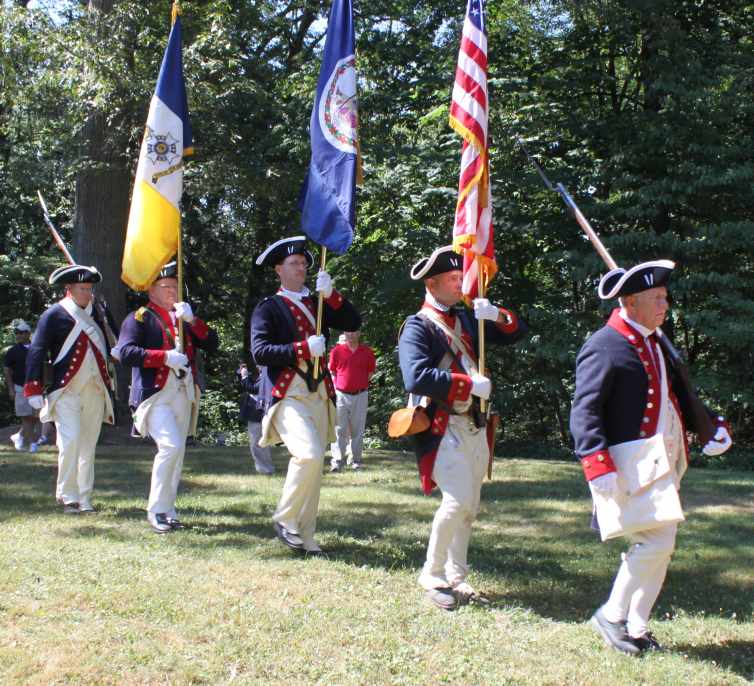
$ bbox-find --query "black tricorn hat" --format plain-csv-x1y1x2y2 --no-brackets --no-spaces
410,246,463,280
598,259,675,300
49,264,102,286
255,235,314,269
153,261,178,282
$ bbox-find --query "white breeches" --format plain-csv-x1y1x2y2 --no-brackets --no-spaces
419,415,489,590
602,399,684,636
54,373,105,505
271,386,333,546
145,385,191,514
602,522,678,637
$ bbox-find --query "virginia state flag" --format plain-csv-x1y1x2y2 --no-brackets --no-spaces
121,13,192,291
299,0,361,255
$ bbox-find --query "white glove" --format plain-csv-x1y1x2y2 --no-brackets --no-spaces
307,334,326,357
165,349,189,371
702,426,732,456
473,298,499,321
28,395,44,410
470,373,491,400
316,271,333,299
590,472,618,497
173,302,194,323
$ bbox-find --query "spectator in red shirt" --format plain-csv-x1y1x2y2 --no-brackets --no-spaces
328,330,376,471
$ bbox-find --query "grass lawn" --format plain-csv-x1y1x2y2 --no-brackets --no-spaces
1,441,752,685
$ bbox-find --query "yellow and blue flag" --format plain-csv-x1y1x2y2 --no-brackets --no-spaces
121,9,192,291
298,0,361,255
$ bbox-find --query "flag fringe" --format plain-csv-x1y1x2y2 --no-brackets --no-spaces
449,115,488,207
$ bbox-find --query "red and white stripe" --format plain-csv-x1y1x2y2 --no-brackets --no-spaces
449,0,497,300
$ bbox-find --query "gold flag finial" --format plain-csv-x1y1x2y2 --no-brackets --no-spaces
171,1,181,25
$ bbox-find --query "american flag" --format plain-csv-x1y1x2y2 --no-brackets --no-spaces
449,0,496,301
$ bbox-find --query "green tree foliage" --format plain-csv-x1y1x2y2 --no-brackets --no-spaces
1,0,752,451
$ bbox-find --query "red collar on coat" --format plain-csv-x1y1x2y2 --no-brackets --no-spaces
147,302,176,334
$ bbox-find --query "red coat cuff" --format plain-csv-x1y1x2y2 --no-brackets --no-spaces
581,450,616,481
447,373,472,403
293,340,311,361
144,350,166,368
23,380,44,397
325,289,344,310
496,308,519,334
189,317,210,340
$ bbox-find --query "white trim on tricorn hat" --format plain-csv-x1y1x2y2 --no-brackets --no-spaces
154,261,178,281
597,259,675,300
13,320,31,332
255,235,314,268
410,245,463,280
48,264,102,285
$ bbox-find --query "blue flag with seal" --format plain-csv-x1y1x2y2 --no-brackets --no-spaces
299,0,361,255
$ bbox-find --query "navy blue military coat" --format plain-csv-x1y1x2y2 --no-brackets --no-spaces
569,308,721,481
117,302,218,408
251,289,361,413
398,303,528,493
24,301,112,398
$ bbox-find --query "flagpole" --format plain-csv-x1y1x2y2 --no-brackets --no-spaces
477,262,487,414
313,246,328,377
168,0,184,355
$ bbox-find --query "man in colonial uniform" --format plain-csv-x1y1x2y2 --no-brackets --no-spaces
24,265,115,513
570,260,732,655
117,262,218,533
398,246,528,610
251,236,361,554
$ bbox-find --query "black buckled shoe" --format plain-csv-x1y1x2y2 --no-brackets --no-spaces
273,522,304,551
590,608,640,656
632,632,663,653
425,587,458,611
167,517,185,530
148,512,172,534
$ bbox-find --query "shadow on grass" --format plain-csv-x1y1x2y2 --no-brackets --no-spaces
674,640,754,681
2,446,753,629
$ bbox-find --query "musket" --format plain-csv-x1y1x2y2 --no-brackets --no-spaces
37,191,76,264
36,191,117,343
36,191,121,400
517,140,717,446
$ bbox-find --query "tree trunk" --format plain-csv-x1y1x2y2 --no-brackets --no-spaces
74,0,131,421
553,395,569,447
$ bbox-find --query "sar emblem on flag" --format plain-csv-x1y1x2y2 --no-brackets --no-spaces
449,0,497,301
121,10,192,291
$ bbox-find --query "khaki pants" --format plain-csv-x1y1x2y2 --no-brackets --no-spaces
331,389,369,467
247,421,274,474
419,415,489,590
